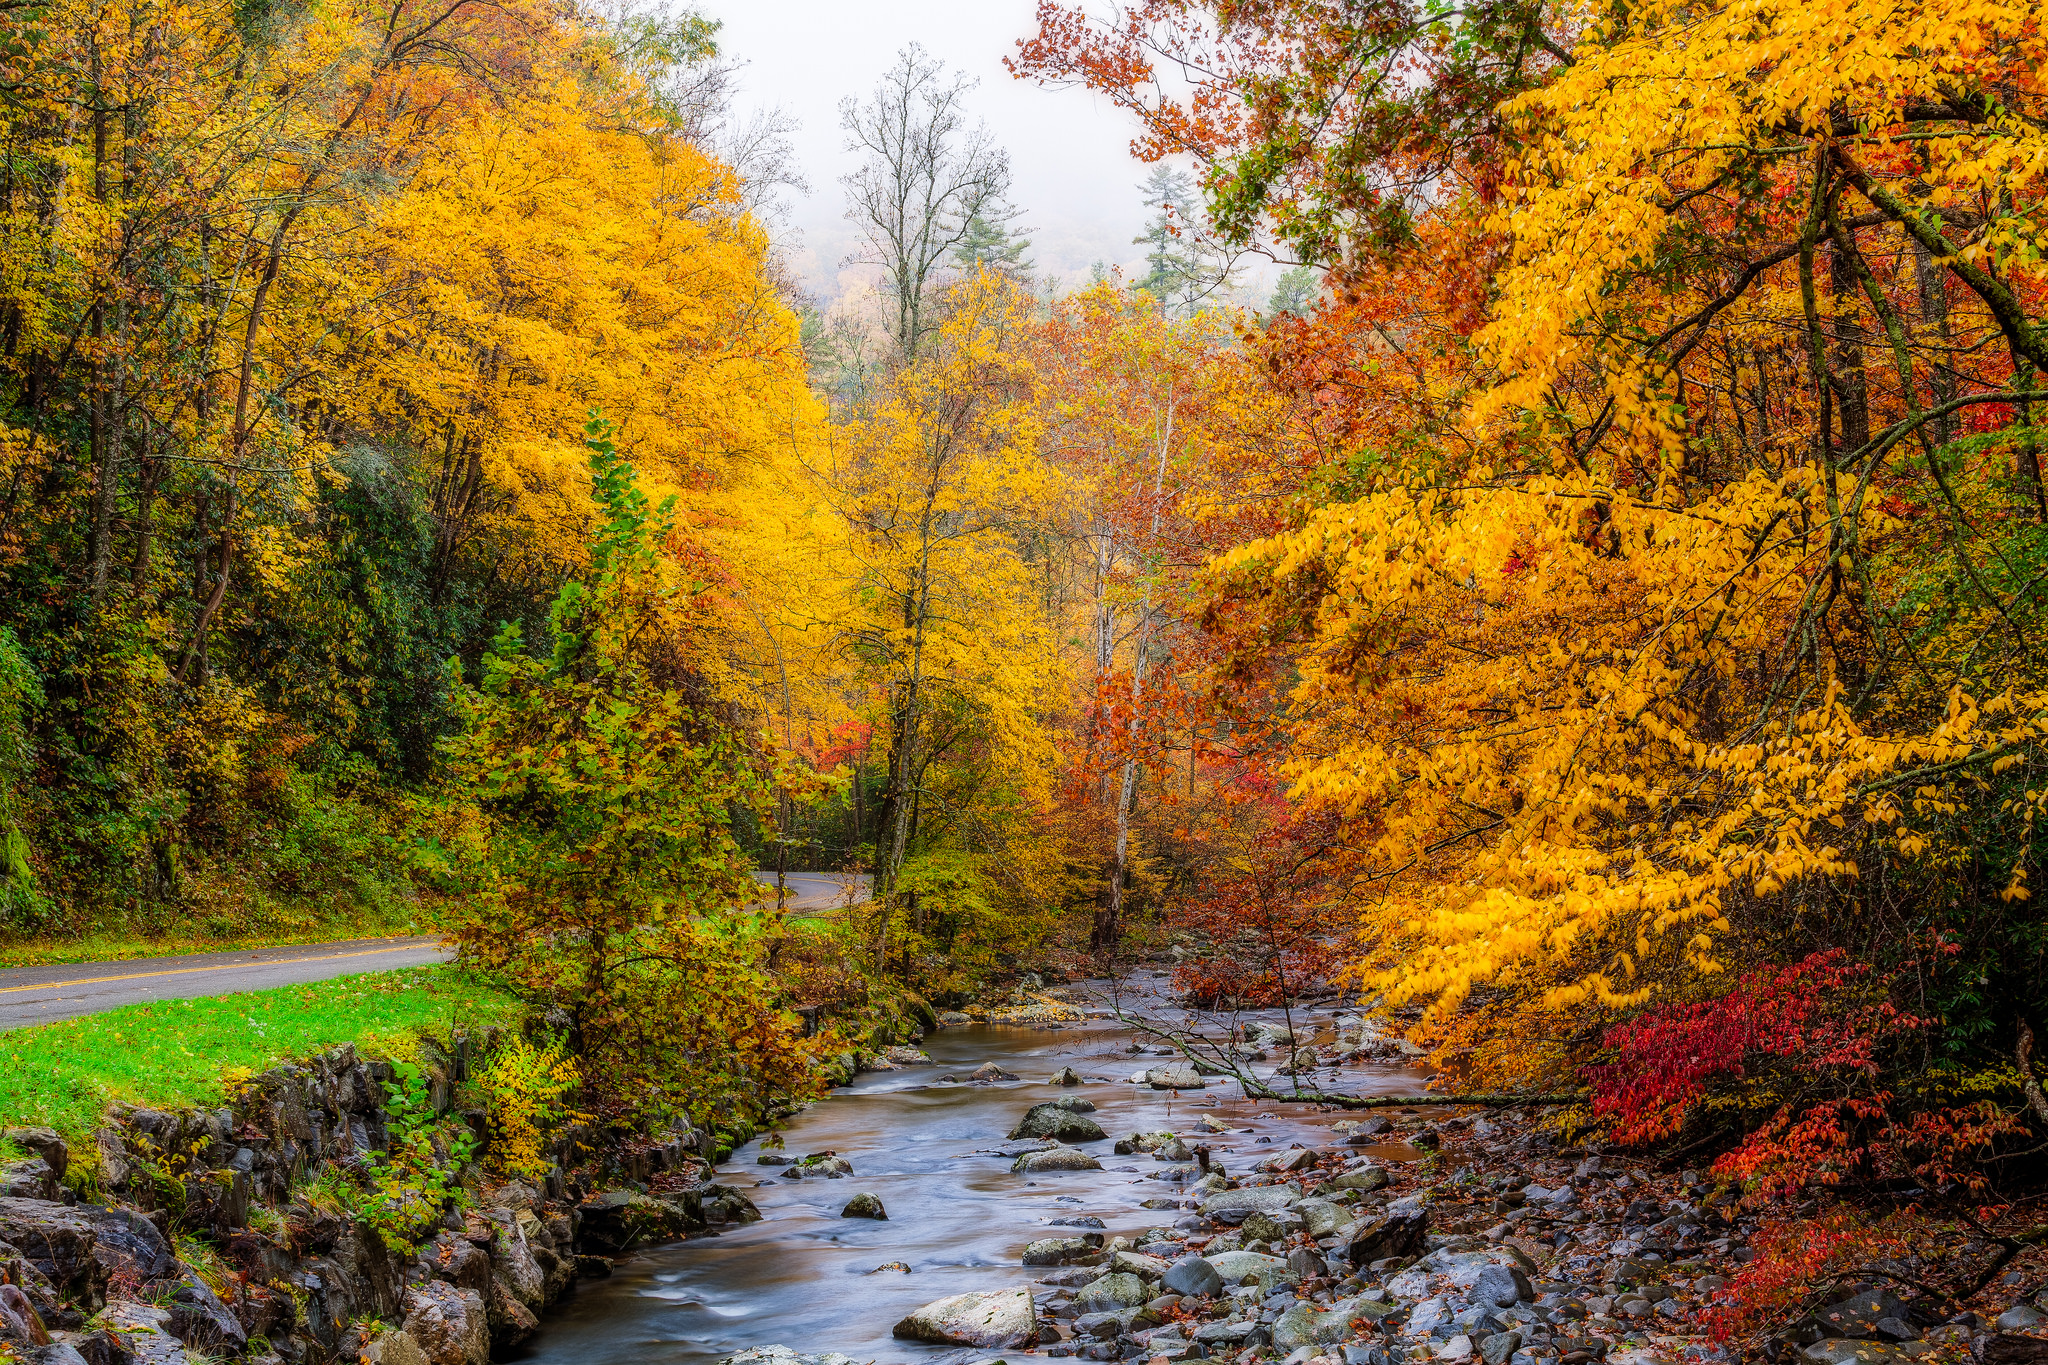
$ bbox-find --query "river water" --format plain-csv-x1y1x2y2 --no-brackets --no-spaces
514,1002,1429,1365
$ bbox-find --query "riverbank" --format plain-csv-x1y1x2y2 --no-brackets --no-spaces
502,983,2048,1365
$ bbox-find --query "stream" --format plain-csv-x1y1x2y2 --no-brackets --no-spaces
512,998,1431,1365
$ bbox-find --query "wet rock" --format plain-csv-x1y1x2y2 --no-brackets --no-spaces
1819,1289,1911,1339
1010,1104,1108,1143
1075,1271,1148,1311
1163,1255,1222,1297
0,1160,59,1203
1339,1205,1428,1265
1199,1186,1302,1222
361,1329,433,1365
1013,1147,1102,1174
1106,1250,1169,1282
969,1062,1020,1083
1330,1165,1390,1192
840,1193,887,1220
1286,1247,1327,1280
892,1287,1040,1348
1471,1263,1534,1308
1801,1342,1918,1365
574,1190,698,1254
161,1274,246,1354
1273,1299,1359,1351
0,1284,48,1347
1982,1336,2048,1365
1022,1236,1104,1266
719,1348,863,1365
1146,1065,1204,1090
1204,1250,1296,1294
1052,1067,1084,1086
98,1302,189,1365
402,1281,490,1365
89,1208,176,1281
0,1200,106,1311
1241,1209,1307,1242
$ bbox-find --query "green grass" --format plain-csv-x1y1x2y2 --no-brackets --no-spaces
0,967,518,1144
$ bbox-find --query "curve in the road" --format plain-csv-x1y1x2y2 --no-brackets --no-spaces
0,937,450,1032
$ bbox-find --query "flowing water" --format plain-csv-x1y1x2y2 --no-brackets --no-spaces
513,1000,1429,1365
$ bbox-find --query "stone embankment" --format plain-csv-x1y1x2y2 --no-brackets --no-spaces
0,1038,757,1365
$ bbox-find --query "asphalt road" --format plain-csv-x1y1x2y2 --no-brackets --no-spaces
0,873,870,1032
0,937,451,1032
747,870,871,914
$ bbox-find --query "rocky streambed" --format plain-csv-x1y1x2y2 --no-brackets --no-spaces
511,996,2048,1365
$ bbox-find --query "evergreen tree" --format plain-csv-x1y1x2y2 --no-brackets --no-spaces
952,204,1034,275
1266,265,1318,318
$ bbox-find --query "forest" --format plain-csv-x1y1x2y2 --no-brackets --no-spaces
2,0,2046,1267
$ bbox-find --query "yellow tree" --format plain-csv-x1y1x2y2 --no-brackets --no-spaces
812,273,1063,966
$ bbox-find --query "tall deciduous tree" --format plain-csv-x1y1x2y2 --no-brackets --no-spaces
840,45,1012,361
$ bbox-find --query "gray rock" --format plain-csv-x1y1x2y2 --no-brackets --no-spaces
1163,1256,1223,1298
1199,1186,1302,1220
1997,1306,2045,1332
1481,1332,1525,1365
402,1281,490,1365
1330,1166,1390,1192
1010,1104,1108,1143
1076,1272,1150,1310
98,1303,189,1365
1340,1206,1429,1265
1193,1319,1260,1344
892,1288,1039,1348
1242,1209,1308,1243
1801,1342,1917,1365
841,1193,887,1220
1147,1065,1205,1090
1107,1250,1170,1282
1273,1299,1361,1351
361,1330,433,1365
1472,1264,1533,1307
0,1200,106,1311
1013,1146,1102,1174
1820,1290,1910,1340
1296,1197,1354,1237
1205,1250,1296,1294
1022,1236,1102,1266
719,1348,862,1365
1075,1308,1142,1339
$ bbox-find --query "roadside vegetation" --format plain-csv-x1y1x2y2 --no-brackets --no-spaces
0,0,2044,1336
0,968,514,1143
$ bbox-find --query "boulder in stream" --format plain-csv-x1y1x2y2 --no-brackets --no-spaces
1051,1066,1083,1086
892,1287,1039,1348
1012,1146,1102,1174
720,1348,863,1365
1146,1064,1205,1090
1008,1103,1106,1143
839,1193,887,1220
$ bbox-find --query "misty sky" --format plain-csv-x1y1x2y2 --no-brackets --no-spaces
697,0,1217,302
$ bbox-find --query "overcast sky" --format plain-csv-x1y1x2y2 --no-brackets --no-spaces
697,0,1219,302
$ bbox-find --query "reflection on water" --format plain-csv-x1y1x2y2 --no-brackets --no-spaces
512,1007,1428,1365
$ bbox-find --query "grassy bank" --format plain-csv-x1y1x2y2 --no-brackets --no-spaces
0,966,516,1143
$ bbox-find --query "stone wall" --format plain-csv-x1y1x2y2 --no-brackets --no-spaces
0,1036,759,1365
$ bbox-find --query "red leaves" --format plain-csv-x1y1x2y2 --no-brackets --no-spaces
1586,949,2022,1198
1586,949,1906,1144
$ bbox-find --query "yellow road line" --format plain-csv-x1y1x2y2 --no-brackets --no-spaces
0,943,446,996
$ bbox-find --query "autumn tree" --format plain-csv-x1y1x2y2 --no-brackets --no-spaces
445,418,818,1118
841,45,1014,360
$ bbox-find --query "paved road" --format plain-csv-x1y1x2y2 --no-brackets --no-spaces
748,870,871,914
0,873,870,1032
0,937,451,1032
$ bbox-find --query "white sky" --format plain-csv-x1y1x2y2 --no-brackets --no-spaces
698,0,1227,302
